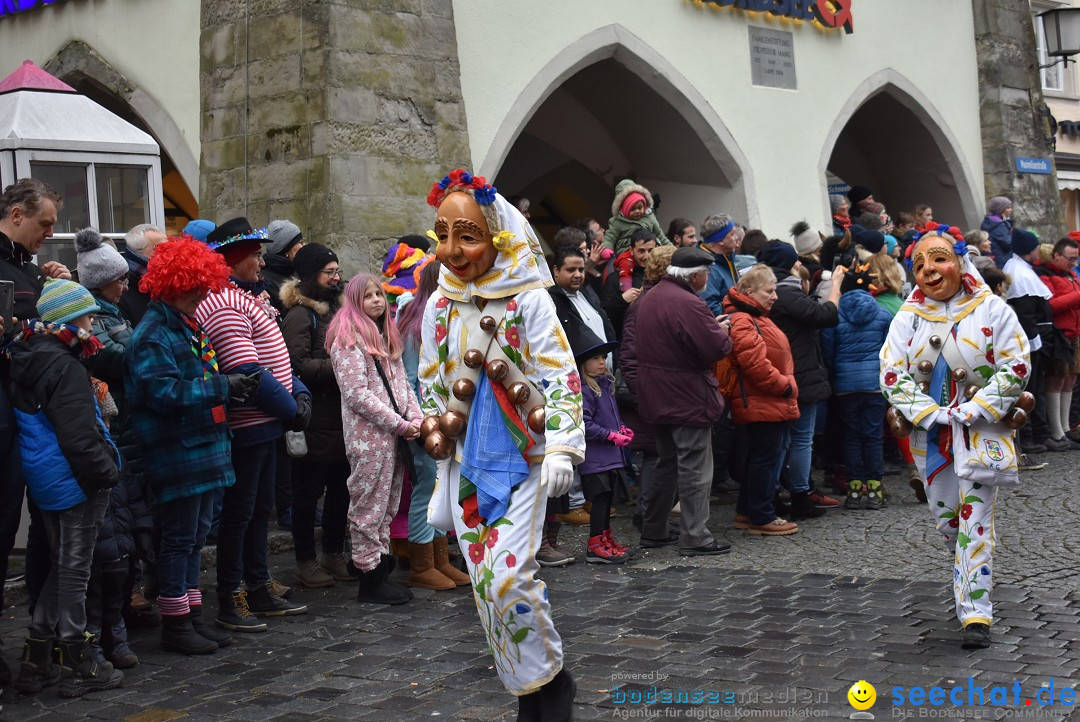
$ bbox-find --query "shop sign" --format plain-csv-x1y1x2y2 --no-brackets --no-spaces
1060,120,1080,137
0,0,65,19
1015,157,1053,175
701,0,854,35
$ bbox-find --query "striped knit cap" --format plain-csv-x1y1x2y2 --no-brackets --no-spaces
37,278,101,325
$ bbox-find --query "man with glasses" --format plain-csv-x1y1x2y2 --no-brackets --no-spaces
1035,237,1080,447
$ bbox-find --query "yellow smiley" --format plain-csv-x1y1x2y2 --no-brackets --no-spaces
847,680,877,710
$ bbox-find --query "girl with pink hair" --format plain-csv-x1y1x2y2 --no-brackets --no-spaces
328,273,422,605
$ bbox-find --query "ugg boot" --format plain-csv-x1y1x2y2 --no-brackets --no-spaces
432,536,471,586
14,637,61,694
406,542,456,590
57,637,124,697
538,668,576,721
106,621,139,669
189,604,232,648
389,537,411,570
353,559,411,606
790,491,826,520
161,614,218,655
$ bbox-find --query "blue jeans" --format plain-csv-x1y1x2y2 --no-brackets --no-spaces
217,439,275,595
835,393,886,482
784,404,818,493
31,490,110,642
736,421,791,525
407,440,444,544
158,490,216,599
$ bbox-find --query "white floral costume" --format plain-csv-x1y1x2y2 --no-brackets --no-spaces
880,264,1030,627
419,194,585,695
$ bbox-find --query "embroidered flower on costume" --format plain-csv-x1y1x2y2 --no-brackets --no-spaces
567,372,581,395
515,603,531,615
911,289,925,304
505,553,516,568
981,327,992,337
506,299,517,312
485,528,499,549
468,542,485,565
985,349,995,365
492,231,515,251
960,504,973,520
884,372,898,387
980,565,990,575
505,326,521,349
435,323,448,343
1012,363,1028,378
948,517,960,529
435,296,450,309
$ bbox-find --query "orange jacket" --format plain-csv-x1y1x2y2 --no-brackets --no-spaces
723,287,800,425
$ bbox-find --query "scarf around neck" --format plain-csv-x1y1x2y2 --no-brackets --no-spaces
7,320,104,359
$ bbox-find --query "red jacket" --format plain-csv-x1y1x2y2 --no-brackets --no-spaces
723,288,800,425
1036,264,1080,339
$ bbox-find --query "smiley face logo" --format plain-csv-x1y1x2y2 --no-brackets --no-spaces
848,680,876,710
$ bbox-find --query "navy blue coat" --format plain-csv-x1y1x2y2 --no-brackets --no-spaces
581,374,625,475
981,215,1012,269
820,290,893,395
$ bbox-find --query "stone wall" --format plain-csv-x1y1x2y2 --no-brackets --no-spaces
972,0,1065,241
200,0,471,272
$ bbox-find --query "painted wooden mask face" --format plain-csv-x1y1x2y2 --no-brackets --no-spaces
911,236,962,301
435,191,497,284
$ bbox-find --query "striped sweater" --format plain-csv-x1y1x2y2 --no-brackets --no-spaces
196,284,293,430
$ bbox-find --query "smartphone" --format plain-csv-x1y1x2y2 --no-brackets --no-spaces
0,280,13,332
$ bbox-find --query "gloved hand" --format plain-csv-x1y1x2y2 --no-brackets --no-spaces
619,424,635,440
540,452,574,498
289,393,312,432
226,373,260,405
951,401,987,427
608,431,632,447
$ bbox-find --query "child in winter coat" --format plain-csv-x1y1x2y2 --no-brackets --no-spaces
328,273,422,605
573,325,632,564
820,266,894,510
8,279,124,697
602,179,672,256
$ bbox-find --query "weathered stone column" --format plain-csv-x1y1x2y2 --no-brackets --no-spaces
200,0,472,271
973,0,1064,241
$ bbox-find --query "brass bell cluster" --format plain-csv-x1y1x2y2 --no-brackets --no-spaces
416,314,547,461
887,390,1036,438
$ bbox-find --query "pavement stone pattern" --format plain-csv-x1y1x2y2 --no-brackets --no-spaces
0,453,1077,721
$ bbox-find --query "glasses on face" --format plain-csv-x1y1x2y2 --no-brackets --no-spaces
321,269,342,278
1061,254,1080,265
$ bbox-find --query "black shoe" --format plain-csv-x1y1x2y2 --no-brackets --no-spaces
246,582,308,617
1023,442,1048,454
57,638,124,698
215,591,268,632
1042,437,1071,452
639,535,679,548
679,540,731,556
789,491,827,520
160,614,218,655
378,554,413,600
190,605,232,647
538,668,576,721
517,689,543,722
961,623,991,649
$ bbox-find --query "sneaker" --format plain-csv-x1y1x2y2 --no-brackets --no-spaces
1018,453,1048,471
909,476,927,503
845,480,865,510
790,491,826,520
733,514,750,530
554,508,590,526
1058,436,1080,450
1042,437,1072,452
807,490,840,508
1067,428,1080,443
215,591,268,632
960,622,991,649
269,577,293,599
747,518,799,536
601,529,634,558
536,544,576,567
246,582,308,617
1023,442,1048,454
294,559,334,588
586,534,626,564
864,480,884,511
130,589,152,613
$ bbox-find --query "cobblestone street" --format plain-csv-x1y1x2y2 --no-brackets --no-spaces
1,453,1077,721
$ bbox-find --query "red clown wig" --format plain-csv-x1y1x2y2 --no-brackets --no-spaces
140,235,232,301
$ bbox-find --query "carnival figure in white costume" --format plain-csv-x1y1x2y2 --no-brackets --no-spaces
879,230,1032,650
417,169,584,719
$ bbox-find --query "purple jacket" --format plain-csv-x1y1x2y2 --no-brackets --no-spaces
580,374,625,475
629,275,733,427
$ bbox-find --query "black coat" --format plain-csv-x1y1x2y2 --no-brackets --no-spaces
601,262,644,338
0,232,45,345
768,271,838,406
93,464,153,565
548,283,616,347
262,253,295,315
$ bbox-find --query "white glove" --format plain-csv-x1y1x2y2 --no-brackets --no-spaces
952,401,988,427
540,452,574,498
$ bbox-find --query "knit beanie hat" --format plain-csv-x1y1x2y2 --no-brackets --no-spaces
399,233,431,253
756,240,799,271
183,219,216,243
1012,227,1040,257
791,221,822,256
38,278,101,324
620,192,647,217
75,228,128,291
293,243,339,283
267,220,303,256
854,228,885,254
847,185,872,207
885,234,898,255
987,196,1012,216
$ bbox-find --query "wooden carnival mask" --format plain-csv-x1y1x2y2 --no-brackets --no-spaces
911,234,962,302
435,192,498,284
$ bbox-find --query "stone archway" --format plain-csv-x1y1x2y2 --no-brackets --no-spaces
483,24,755,238
821,69,982,229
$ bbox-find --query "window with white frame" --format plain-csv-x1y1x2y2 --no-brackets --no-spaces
1035,1,1073,94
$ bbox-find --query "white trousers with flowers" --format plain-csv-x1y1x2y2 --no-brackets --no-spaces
447,461,563,696
914,433,997,627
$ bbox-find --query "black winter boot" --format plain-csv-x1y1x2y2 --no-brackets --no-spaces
57,637,124,697
354,559,411,606
517,689,542,721
538,668,576,721
161,614,218,655
190,605,232,647
790,491,826,520
14,637,61,694
380,553,413,600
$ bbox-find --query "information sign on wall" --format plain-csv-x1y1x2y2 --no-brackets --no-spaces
749,26,796,90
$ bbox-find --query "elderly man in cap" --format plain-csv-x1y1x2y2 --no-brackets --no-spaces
625,246,734,555
197,218,312,631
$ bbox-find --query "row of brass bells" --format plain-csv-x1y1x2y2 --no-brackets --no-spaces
886,406,912,438
1003,391,1036,430
420,415,454,461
